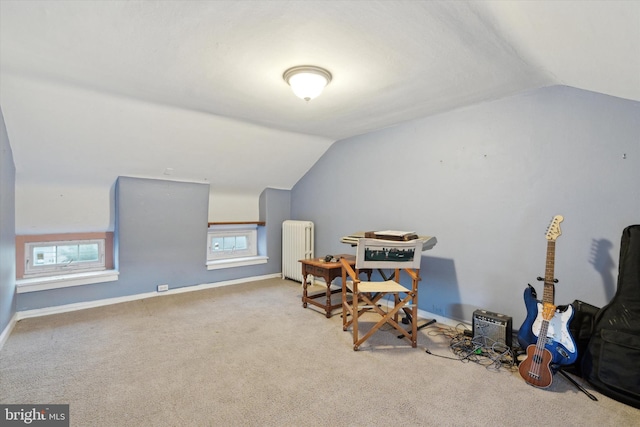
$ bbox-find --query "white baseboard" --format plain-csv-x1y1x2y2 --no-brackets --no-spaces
305,281,467,330
16,273,281,321
418,309,470,330
0,312,18,351
6,274,467,347
376,299,470,330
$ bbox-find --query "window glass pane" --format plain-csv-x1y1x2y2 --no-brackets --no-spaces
78,243,99,262
24,237,107,277
211,237,224,252
207,226,258,261
223,236,236,250
33,246,56,265
57,245,79,263
235,236,248,250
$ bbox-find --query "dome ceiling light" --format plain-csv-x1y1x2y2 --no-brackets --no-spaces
283,65,332,101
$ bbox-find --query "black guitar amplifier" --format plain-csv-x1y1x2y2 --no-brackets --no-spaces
472,309,513,348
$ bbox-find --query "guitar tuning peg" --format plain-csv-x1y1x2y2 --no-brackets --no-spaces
554,278,559,283
536,277,544,281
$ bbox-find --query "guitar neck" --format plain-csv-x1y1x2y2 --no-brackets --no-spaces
542,240,556,304
536,302,556,348
537,319,551,349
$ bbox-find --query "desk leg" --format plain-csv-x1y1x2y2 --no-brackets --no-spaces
324,275,332,318
302,272,309,308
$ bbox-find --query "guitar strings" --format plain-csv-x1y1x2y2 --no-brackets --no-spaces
526,319,551,385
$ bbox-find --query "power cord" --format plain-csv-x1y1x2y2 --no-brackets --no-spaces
424,324,517,372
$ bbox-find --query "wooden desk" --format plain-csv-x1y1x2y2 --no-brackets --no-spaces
299,254,356,318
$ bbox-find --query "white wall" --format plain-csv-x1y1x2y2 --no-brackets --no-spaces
15,181,291,311
2,74,334,233
291,86,640,327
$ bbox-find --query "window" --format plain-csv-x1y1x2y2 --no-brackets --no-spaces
24,238,106,277
205,224,267,270
207,225,257,261
16,232,116,293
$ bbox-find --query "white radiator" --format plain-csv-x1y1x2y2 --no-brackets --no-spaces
282,220,314,283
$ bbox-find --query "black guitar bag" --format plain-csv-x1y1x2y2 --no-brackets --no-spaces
581,225,640,408
562,299,600,376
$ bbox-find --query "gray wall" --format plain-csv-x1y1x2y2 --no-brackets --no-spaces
16,178,291,310
291,85,640,327
0,107,16,334
259,187,291,276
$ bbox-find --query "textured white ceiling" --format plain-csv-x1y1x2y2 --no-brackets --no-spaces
1,1,638,204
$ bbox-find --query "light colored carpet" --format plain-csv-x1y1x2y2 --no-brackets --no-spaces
1,278,638,426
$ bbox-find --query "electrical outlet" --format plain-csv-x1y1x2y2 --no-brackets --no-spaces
157,284,169,292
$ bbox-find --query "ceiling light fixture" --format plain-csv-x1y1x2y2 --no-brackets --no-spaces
283,65,332,101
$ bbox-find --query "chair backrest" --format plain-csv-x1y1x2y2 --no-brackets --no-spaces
355,238,424,270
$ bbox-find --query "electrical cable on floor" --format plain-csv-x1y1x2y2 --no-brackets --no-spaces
424,324,517,372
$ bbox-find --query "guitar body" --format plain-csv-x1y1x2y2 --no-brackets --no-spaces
519,344,554,388
519,303,557,388
531,302,577,365
517,216,578,371
518,285,578,366
517,284,539,349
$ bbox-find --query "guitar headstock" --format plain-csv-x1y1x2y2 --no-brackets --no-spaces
542,302,557,321
545,215,564,242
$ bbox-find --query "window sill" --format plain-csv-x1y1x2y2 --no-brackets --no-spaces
16,270,120,294
207,256,268,270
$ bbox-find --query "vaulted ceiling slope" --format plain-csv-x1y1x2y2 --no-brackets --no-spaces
1,1,638,200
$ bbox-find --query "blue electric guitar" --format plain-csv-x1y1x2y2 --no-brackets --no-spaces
517,215,577,366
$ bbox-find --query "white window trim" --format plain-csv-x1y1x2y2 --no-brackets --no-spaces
206,224,267,269
206,256,268,270
16,270,120,294
207,224,257,260
24,238,106,278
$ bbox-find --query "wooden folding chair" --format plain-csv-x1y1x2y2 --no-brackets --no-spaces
341,238,423,351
